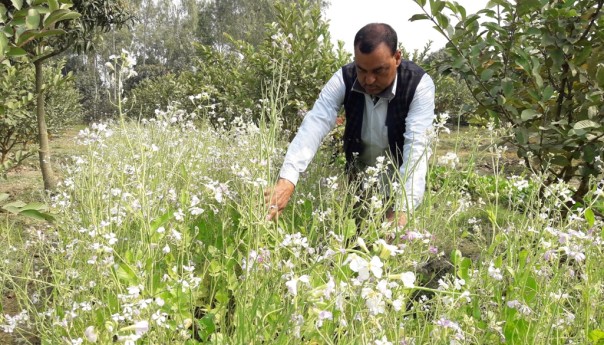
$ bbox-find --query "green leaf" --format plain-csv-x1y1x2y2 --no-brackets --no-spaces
0,4,7,23
450,249,463,265
542,85,554,101
585,208,595,228
515,127,529,145
597,65,604,88
7,46,27,57
0,33,7,58
431,0,446,16
150,210,174,233
196,313,216,340
48,0,59,11
16,29,37,46
42,9,69,27
409,14,430,22
458,257,471,281
502,79,514,97
520,109,540,121
481,68,495,81
0,193,9,202
19,209,55,221
416,0,427,7
517,0,541,15
3,200,26,209
589,329,604,343
33,28,66,40
550,155,570,166
26,9,40,29
116,263,137,284
521,275,538,303
11,0,23,11
20,202,47,211
55,11,80,22
573,120,599,130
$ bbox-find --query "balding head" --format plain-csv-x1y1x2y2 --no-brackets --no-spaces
353,23,398,56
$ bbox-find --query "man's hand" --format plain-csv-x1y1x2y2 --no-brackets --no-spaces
386,208,407,227
264,178,295,221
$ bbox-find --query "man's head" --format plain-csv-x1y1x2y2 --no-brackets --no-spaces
353,23,402,96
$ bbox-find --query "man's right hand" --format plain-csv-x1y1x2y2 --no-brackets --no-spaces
264,178,295,221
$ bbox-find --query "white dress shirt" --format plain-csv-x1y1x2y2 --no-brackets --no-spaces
279,67,435,213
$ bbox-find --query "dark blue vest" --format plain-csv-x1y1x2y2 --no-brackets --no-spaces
341,61,425,171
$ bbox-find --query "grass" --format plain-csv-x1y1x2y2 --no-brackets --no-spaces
0,111,603,345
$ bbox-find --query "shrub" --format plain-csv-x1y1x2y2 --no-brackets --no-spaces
411,0,604,202
0,61,82,176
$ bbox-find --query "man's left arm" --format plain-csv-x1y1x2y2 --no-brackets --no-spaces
396,74,436,218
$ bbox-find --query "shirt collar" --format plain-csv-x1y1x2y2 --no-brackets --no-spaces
351,73,398,101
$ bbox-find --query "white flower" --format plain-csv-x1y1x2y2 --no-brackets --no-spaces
438,152,459,168
400,271,416,288
376,280,392,299
162,245,170,254
84,326,98,343
127,286,140,296
507,300,532,315
368,256,384,279
323,275,336,300
392,298,404,311
347,254,370,281
132,320,149,335
361,288,385,315
375,335,393,345
488,262,503,281
285,275,310,296
316,310,333,327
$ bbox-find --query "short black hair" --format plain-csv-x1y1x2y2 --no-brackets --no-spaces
353,23,398,55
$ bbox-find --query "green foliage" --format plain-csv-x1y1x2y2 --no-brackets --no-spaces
253,0,351,131
130,71,193,119
403,45,476,123
0,193,55,221
0,0,87,62
183,0,350,131
44,63,83,132
411,0,604,201
0,60,82,175
0,62,36,174
196,0,328,49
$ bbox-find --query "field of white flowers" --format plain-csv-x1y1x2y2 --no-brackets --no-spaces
1,101,603,344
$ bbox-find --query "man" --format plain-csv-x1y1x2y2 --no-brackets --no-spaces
264,23,435,227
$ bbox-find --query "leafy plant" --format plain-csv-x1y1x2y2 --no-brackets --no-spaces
411,0,604,202
0,0,132,190
187,0,350,132
0,193,55,221
0,60,82,177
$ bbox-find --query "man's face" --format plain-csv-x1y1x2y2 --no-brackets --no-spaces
354,42,401,96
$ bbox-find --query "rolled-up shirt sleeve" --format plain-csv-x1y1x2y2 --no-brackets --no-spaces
397,73,435,213
279,70,345,185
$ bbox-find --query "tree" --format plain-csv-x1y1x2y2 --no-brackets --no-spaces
190,0,349,131
402,45,476,121
0,0,132,190
197,0,329,50
411,0,604,203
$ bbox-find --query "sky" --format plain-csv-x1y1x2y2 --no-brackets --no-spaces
324,0,490,54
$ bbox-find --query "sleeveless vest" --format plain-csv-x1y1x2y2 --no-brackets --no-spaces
342,61,425,172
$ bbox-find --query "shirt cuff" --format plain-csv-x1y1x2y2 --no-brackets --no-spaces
279,163,300,186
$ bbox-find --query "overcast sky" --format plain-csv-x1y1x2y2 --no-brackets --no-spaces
324,0,490,54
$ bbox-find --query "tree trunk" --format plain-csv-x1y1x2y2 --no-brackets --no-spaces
34,60,57,191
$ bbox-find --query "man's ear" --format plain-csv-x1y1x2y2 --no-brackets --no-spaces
394,50,402,66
